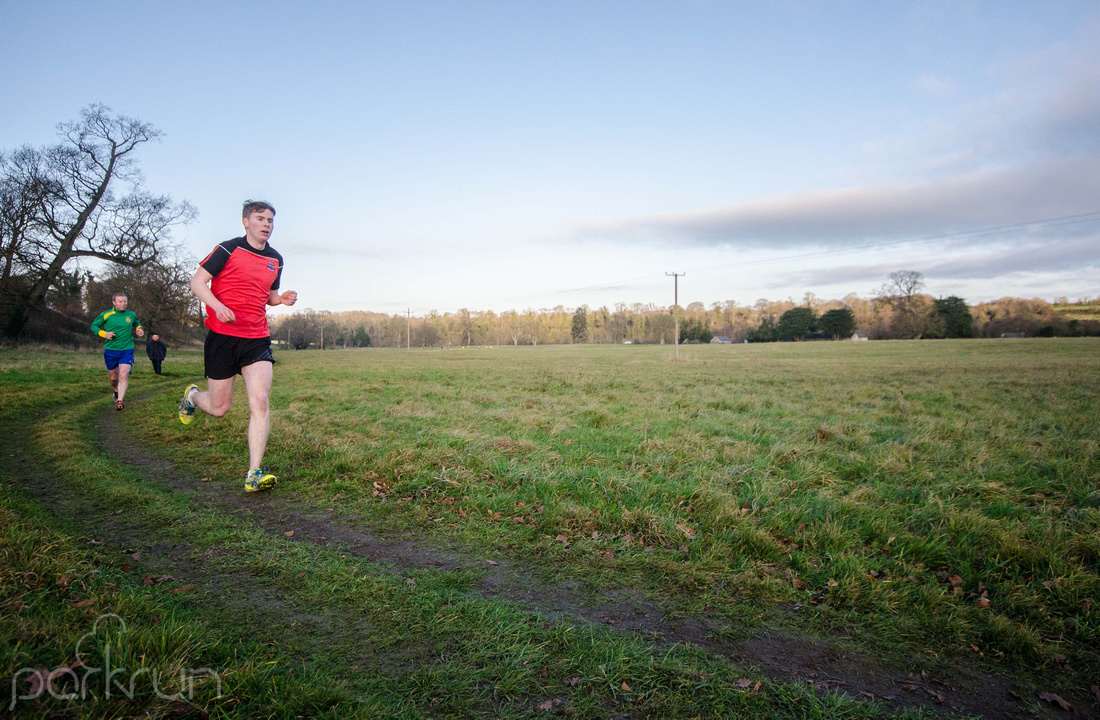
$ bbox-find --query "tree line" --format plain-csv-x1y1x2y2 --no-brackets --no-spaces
266,279,1100,350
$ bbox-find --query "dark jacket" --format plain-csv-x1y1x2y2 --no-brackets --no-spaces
146,339,167,362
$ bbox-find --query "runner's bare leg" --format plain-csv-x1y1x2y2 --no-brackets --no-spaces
116,363,132,402
191,377,235,418
241,361,273,471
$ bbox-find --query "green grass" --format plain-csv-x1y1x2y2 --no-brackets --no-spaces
2,339,1098,717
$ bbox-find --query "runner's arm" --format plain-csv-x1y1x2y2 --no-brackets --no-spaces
268,289,298,307
90,312,113,339
191,267,236,323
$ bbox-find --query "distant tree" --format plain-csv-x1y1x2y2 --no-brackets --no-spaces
873,270,932,338
678,317,713,343
571,304,588,343
0,105,195,337
746,316,778,343
777,307,816,340
933,296,974,338
282,312,316,349
352,325,371,347
819,308,856,340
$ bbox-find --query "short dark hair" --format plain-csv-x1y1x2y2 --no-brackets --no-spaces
112,292,127,301
242,200,275,219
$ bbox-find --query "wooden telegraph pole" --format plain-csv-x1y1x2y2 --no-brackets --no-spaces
666,272,684,360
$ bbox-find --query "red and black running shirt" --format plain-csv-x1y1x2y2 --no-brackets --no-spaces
199,237,284,339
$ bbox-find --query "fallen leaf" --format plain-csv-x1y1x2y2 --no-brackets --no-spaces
555,535,569,544
200,477,212,482
827,578,839,589
738,678,753,689
537,699,553,711
168,584,195,594
1038,692,1072,711
976,597,991,609
144,574,154,586
565,677,580,687
753,681,761,692
57,574,75,589
486,560,499,566
295,572,306,578
284,530,295,537
676,523,697,540
25,668,49,696
948,574,963,586
113,509,123,515
404,578,415,585
621,682,632,693
87,540,103,546
540,667,548,678
120,563,131,573
72,598,95,608
970,643,980,653
131,552,140,560
1090,685,1100,702
792,578,809,590
156,575,174,582
458,507,468,518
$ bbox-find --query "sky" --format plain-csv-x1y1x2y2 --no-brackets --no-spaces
2,1,1099,317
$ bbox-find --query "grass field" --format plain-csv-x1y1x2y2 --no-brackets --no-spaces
2,340,1098,718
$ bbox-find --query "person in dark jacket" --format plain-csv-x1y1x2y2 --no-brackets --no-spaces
146,333,167,375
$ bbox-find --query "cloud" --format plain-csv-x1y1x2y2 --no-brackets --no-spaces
573,154,1100,249
769,234,1100,289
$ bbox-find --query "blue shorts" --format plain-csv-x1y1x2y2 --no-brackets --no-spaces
104,348,135,370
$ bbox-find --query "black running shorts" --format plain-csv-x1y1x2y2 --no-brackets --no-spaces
204,331,275,380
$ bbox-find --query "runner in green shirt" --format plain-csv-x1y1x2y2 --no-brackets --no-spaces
90,293,144,411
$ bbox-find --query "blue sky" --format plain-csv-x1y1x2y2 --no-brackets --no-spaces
3,1,1098,316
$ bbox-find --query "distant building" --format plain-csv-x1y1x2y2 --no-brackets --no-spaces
851,332,869,341
1000,332,1026,338
710,336,732,344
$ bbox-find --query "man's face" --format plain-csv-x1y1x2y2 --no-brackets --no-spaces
112,295,128,311
243,209,275,243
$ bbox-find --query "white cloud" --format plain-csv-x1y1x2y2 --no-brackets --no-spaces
572,154,1100,249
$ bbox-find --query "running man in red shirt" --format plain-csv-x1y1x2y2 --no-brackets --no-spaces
179,200,298,492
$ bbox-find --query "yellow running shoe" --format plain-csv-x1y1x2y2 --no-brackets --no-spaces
179,384,198,425
245,468,277,492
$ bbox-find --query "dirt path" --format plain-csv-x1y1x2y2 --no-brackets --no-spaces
6,397,1055,718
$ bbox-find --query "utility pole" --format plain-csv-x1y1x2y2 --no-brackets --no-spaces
320,323,323,350
666,272,684,360
406,308,411,350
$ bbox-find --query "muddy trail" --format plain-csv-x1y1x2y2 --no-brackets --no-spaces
7,395,1078,719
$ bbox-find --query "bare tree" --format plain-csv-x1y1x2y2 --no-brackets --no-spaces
874,270,931,338
1,105,195,336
